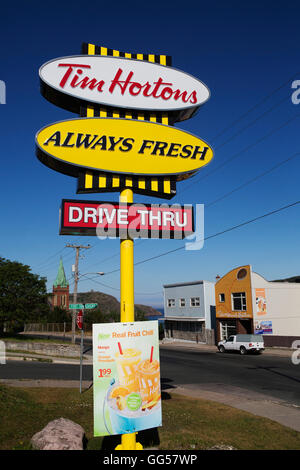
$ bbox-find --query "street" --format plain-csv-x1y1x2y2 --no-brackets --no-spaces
160,346,300,407
1,346,300,407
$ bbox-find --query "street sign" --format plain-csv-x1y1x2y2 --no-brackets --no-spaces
76,310,83,330
69,303,97,309
69,303,84,309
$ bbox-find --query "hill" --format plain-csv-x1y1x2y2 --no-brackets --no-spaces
69,291,162,318
272,276,300,283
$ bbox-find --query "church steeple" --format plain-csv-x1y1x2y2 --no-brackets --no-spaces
52,258,69,309
54,257,69,288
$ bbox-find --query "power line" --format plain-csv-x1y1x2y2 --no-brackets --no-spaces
178,113,300,196
103,199,300,275
210,72,299,141
32,246,67,269
206,152,300,208
74,273,162,296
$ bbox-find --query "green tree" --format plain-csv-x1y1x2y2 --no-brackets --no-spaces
47,306,70,323
0,257,50,333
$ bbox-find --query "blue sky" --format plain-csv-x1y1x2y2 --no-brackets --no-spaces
1,0,300,308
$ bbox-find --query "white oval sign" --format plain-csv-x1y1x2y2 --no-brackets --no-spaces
39,55,210,119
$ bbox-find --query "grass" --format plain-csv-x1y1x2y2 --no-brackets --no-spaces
1,333,73,344
0,385,300,450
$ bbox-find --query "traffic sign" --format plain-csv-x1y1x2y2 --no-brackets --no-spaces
84,303,98,309
76,310,83,330
69,303,84,309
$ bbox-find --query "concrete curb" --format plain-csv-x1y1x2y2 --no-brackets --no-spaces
6,353,93,365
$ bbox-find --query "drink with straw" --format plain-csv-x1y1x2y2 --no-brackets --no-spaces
115,343,142,393
137,346,160,405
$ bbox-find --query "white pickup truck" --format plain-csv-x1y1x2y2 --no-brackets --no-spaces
218,334,264,355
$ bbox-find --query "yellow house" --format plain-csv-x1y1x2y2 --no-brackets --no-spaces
215,265,300,346
215,265,254,342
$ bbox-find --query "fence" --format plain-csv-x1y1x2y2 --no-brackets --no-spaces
23,322,93,333
24,323,72,333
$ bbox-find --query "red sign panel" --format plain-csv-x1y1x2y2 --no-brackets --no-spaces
60,199,194,239
76,310,83,330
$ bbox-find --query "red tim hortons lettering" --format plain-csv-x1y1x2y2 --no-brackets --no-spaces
58,63,91,88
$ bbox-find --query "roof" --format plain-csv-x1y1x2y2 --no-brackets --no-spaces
53,257,69,288
163,280,205,288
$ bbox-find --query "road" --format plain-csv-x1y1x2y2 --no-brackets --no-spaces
1,346,300,407
159,346,300,407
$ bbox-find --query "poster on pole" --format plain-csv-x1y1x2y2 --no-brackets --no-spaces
93,321,161,436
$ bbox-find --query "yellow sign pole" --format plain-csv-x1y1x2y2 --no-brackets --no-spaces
115,188,143,451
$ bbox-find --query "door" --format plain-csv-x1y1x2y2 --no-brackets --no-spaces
220,320,237,341
225,335,236,351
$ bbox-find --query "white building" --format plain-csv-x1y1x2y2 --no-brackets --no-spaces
163,280,216,344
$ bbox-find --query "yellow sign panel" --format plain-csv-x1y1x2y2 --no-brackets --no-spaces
36,117,213,179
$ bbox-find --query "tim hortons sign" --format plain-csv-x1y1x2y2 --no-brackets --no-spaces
39,55,210,120
35,117,213,178
59,199,194,239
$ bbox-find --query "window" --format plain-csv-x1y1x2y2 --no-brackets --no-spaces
232,292,247,311
167,298,175,307
220,320,236,340
237,268,247,280
219,293,225,303
190,297,200,307
180,298,186,307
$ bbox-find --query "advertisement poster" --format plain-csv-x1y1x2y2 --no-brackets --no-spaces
255,288,267,315
93,321,161,437
254,320,273,334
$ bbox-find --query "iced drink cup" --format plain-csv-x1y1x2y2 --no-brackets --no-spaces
137,359,160,404
115,348,142,393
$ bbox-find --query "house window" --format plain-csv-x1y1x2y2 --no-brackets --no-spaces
180,298,185,307
237,268,247,280
232,292,247,311
190,297,200,307
167,298,175,307
219,293,225,303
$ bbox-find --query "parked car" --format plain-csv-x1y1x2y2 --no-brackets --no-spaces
218,334,264,355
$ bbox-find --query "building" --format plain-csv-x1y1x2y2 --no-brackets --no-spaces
215,265,300,347
52,257,69,309
163,280,216,344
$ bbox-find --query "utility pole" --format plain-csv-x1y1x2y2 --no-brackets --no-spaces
66,244,91,344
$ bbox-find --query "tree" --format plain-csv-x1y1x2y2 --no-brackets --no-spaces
47,306,70,323
0,257,50,333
